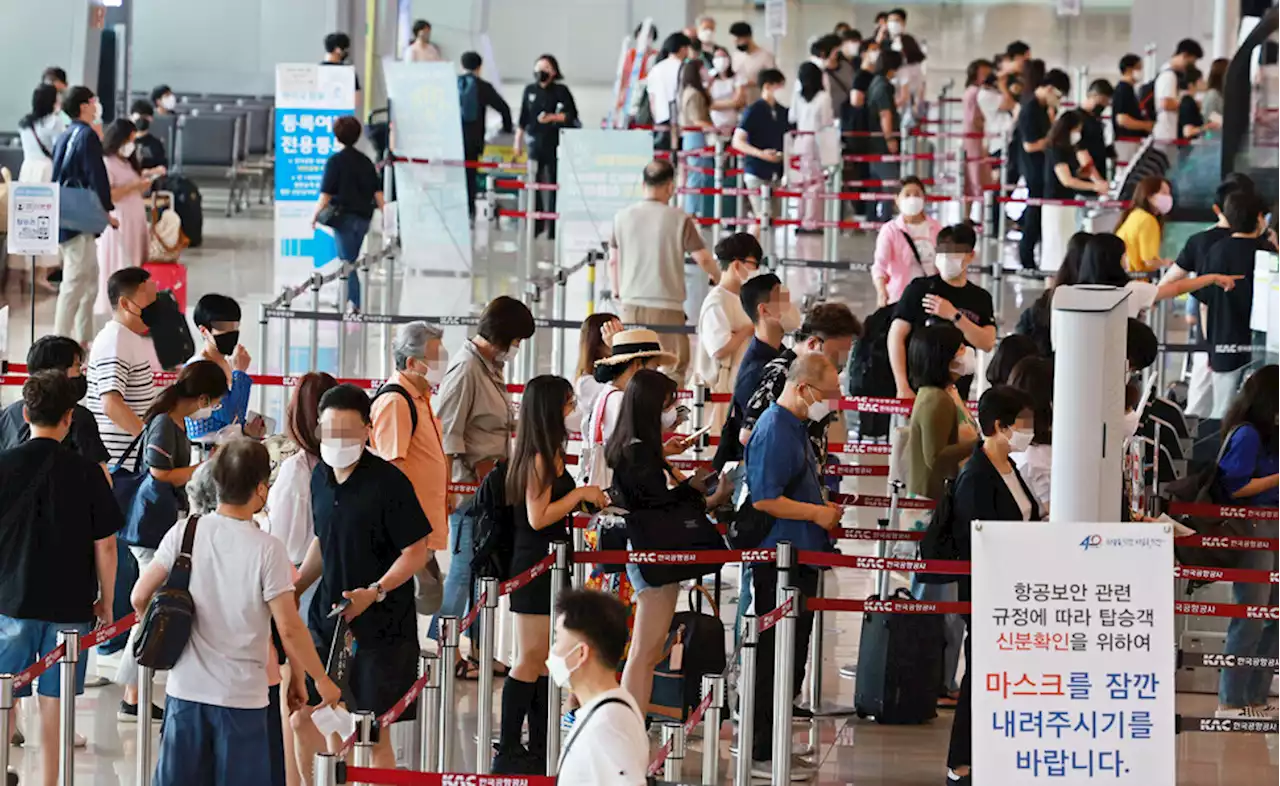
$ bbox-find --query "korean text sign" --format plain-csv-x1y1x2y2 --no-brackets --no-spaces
972,521,1174,784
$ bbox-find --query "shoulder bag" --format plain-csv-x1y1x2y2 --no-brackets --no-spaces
57,126,111,236
729,446,820,549
115,419,183,549
133,516,200,670
624,469,726,586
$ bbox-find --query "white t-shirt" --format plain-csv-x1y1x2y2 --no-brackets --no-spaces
264,451,318,564
1000,469,1035,521
155,513,295,709
1124,281,1158,319
19,114,65,167
695,284,752,391
646,57,683,124
87,320,160,466
788,90,834,133
732,46,777,102
1153,67,1180,141
709,76,744,129
558,688,650,785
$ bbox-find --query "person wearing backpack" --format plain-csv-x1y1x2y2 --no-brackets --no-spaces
0,372,121,786
871,176,942,308
1152,38,1204,142
552,589,649,784
1111,54,1153,166
458,51,513,221
493,376,607,773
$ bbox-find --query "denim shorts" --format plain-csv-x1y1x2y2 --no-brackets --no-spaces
0,615,92,698
625,562,656,594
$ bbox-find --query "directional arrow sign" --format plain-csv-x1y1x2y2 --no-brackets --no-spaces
279,225,338,268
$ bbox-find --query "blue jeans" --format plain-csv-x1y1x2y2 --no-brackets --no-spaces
682,131,710,216
0,616,91,698
1219,545,1279,707
154,696,272,786
430,496,476,643
332,213,371,310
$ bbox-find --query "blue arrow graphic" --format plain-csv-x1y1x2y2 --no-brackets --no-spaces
280,226,338,268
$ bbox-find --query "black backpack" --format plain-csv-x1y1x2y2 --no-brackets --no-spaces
846,303,898,439
133,516,200,670
470,461,516,582
458,74,481,124
1136,78,1158,122
372,383,418,436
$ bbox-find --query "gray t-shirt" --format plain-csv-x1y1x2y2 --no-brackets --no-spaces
611,199,706,311
867,75,899,154
144,414,192,485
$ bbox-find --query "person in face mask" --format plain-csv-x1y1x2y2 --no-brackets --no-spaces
697,233,764,431
114,359,228,719
708,45,747,134
905,324,981,500
187,293,261,441
865,49,904,216
149,84,178,116
945,385,1039,786
1007,356,1055,512
515,54,577,239
695,14,717,70
293,384,431,774
1042,110,1110,274
742,352,843,777
888,223,997,402
872,176,942,307
0,336,109,469
548,589,648,783
1114,175,1175,273
1077,79,1114,180
727,20,776,104
884,8,908,42
1111,53,1153,164
87,267,159,466
322,31,363,107
369,321,450,567
1016,68,1072,272
96,119,161,313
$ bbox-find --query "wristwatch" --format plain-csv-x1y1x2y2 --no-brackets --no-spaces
951,312,963,324
368,582,387,603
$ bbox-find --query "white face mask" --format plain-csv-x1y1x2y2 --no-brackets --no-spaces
803,387,832,422
191,405,215,421
886,20,904,37
713,56,730,73
160,94,177,111
697,28,715,44
92,101,103,124
661,407,678,430
842,42,859,59
950,345,977,378
1008,428,1034,453
546,642,583,689
898,195,925,217
120,141,136,158
320,440,364,469
1069,130,1082,146
565,409,583,434
1150,193,1173,215
936,252,967,281
866,50,880,66
1132,70,1144,83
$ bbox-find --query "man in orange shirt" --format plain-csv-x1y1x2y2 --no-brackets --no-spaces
369,322,450,609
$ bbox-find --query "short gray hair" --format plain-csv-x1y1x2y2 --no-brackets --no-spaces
696,15,715,28
186,461,218,515
392,321,444,370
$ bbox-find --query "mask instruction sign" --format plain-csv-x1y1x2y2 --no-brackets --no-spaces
273,63,354,372
972,521,1174,784
6,183,59,256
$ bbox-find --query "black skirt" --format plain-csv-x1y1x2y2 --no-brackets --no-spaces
508,542,569,615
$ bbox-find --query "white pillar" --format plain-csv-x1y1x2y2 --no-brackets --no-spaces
1211,0,1230,58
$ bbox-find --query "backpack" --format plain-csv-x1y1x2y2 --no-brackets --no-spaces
1136,78,1158,122
846,304,898,439
1165,426,1255,585
470,461,517,582
648,586,727,721
458,74,481,124
132,516,200,670
373,383,418,437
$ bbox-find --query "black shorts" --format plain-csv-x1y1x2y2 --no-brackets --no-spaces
307,636,419,722
508,545,568,615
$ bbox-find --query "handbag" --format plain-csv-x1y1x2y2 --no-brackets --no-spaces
132,516,200,670
315,202,343,228
57,127,111,236
624,481,726,586
1167,426,1255,581
918,477,960,585
113,421,182,549
147,201,188,262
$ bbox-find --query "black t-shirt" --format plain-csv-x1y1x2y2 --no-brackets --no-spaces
0,401,109,464
0,439,122,622
309,450,432,648
1111,81,1147,141
1017,98,1051,193
893,275,996,333
135,134,168,170
517,82,579,162
847,68,876,138
320,147,381,220
851,68,876,97
1079,111,1109,176
1045,145,1083,200
1200,236,1263,372
1174,226,1232,274
1178,95,1204,139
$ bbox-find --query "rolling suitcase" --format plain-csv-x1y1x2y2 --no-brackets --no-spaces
854,588,945,724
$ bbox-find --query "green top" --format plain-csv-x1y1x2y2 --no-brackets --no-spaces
907,386,978,500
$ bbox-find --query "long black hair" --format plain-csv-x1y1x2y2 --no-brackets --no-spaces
142,360,229,424
1222,365,1278,450
1076,233,1130,288
506,375,573,502
103,119,141,174
605,369,677,470
19,84,58,130
797,62,824,102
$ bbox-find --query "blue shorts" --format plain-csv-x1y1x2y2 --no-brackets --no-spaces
0,616,92,699
155,696,272,786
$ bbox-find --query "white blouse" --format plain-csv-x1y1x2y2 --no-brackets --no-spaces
19,114,65,166
264,450,319,564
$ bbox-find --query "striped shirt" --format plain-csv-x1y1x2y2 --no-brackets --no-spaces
87,320,159,468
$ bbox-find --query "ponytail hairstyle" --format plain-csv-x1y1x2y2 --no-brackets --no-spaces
142,360,229,424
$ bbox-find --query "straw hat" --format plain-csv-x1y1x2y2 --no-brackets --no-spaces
594,328,678,367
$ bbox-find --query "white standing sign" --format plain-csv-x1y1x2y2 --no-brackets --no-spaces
972,521,1174,784
6,183,59,256
764,0,787,38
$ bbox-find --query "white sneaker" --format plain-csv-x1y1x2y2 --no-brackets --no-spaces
749,755,816,781
1215,705,1277,719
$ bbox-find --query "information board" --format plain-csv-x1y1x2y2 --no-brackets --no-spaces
6,183,59,256
972,521,1175,784
555,128,651,271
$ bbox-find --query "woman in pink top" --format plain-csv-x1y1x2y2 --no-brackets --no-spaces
962,59,995,224
872,176,942,307
95,119,162,315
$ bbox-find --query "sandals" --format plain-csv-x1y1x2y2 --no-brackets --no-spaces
455,657,510,681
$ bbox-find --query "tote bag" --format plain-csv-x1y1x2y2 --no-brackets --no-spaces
57,127,110,236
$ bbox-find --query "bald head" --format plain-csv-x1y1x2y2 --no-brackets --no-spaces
787,351,837,387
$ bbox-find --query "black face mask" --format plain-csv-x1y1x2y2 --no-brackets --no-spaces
139,302,161,328
69,375,88,402
535,70,552,84
735,43,750,53
1092,104,1107,117
213,330,240,356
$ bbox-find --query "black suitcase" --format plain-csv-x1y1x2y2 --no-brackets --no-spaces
154,174,204,247
854,588,945,724
147,290,195,370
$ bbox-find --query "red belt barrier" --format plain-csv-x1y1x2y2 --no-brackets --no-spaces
2,369,386,390
831,493,935,510
578,549,774,566
343,768,556,785
799,550,971,576
377,671,429,729
771,217,886,230
996,196,1131,209
676,186,762,197
1175,533,1279,550
648,687,717,775
758,596,795,632
811,599,1279,619
83,612,138,648
499,556,554,596
836,527,926,541
843,153,937,163
458,591,486,633
498,209,561,221
388,155,524,171
694,216,762,227
491,179,560,191
14,612,139,690
447,482,479,494
837,396,914,415
1167,502,1280,521
842,178,941,188
825,464,890,477
1175,565,1278,584
14,643,66,691
1175,601,1279,619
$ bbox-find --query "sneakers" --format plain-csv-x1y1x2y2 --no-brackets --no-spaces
1214,705,1278,719
750,755,816,781
117,701,164,723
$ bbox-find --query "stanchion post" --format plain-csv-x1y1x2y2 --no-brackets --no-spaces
771,587,798,786
136,665,155,786
713,134,726,227
476,578,498,774
734,615,757,786
1074,65,1089,107
808,569,825,717
981,188,996,273
0,674,12,783
523,158,537,271
760,183,774,262
701,674,725,785
586,252,597,316
571,526,588,588
994,125,1010,281
313,753,339,786
58,629,79,786
546,541,571,775
281,301,293,381
336,274,348,376
775,540,794,595
357,259,371,378
417,651,440,772
552,268,568,378
1151,419,1164,506
308,273,321,372
437,615,459,772
256,303,269,414
662,722,685,782
692,383,707,460
353,710,376,782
